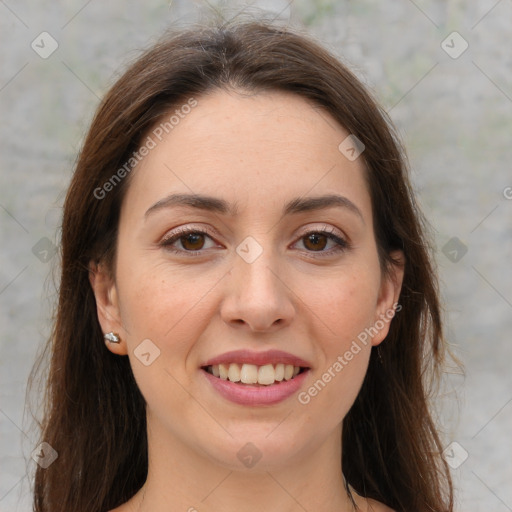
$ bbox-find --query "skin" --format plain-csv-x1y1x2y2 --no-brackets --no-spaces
90,89,403,512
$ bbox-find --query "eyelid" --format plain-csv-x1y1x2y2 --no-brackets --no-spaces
159,223,350,257
160,224,349,243
295,223,347,241
291,224,350,257
160,224,221,243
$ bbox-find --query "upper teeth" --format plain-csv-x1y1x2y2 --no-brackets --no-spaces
208,363,301,385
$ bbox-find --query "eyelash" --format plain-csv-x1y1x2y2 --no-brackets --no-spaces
159,226,350,259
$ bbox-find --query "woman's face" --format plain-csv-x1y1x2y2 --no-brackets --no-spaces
91,89,403,471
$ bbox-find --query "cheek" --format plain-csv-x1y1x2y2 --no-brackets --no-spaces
308,269,380,348
116,248,191,329
295,269,378,417
115,256,224,363
299,287,373,431
114,263,213,416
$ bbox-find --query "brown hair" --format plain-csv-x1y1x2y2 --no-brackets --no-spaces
30,17,454,512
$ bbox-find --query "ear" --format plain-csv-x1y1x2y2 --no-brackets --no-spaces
88,261,128,355
371,250,405,347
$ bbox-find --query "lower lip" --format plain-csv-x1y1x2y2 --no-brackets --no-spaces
201,368,310,406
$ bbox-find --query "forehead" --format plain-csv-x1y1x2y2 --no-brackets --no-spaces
122,89,371,219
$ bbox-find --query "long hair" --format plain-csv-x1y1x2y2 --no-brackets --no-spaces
30,17,454,512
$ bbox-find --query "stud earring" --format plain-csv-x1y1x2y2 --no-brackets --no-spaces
104,332,121,343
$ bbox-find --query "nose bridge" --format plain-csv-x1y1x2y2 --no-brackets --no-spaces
241,252,279,295
236,239,284,303
221,236,295,331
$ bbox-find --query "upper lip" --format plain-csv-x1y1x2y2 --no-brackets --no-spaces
201,349,312,368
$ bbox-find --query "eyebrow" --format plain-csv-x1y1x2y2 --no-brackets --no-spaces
144,193,364,223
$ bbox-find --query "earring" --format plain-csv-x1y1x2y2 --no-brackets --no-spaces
377,345,384,364
104,332,121,343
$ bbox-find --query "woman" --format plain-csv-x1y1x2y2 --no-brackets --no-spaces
31,17,454,512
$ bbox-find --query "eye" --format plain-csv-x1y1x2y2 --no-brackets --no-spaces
293,227,349,257
159,225,350,258
160,227,220,256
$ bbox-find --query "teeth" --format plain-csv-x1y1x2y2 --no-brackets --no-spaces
274,363,285,381
228,363,241,382
206,363,303,385
219,363,229,380
240,363,258,384
257,364,275,385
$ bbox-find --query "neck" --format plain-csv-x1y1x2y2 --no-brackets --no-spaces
129,415,360,512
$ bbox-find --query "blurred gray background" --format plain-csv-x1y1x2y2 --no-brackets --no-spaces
1,1,511,511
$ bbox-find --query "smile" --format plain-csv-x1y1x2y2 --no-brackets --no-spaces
203,363,306,386
200,349,312,405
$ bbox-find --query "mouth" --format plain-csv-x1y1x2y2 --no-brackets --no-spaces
199,349,312,405
201,363,308,386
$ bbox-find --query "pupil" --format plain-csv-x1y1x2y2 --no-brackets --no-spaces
305,233,326,251
183,233,204,250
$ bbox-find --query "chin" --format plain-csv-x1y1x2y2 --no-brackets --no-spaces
197,425,313,472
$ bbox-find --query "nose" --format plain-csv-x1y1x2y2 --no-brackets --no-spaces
220,250,296,333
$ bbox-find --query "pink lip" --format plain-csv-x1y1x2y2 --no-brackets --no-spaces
201,349,312,368
201,368,310,406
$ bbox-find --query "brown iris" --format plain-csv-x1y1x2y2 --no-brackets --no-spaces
181,232,206,251
302,232,328,251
